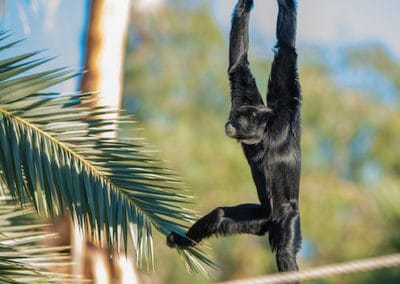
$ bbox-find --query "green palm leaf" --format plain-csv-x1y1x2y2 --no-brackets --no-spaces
0,33,216,274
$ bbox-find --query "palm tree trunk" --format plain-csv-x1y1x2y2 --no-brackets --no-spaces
78,1,137,283
80,0,130,110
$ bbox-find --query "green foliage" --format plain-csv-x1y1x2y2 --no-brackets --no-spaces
0,31,216,280
126,4,227,120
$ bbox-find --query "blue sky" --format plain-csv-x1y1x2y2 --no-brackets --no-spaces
1,0,399,92
213,0,400,60
0,0,87,91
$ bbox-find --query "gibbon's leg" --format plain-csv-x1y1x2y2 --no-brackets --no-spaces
269,206,301,275
229,0,264,108
167,203,271,248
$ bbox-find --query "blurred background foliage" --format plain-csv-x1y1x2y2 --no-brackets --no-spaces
122,1,399,283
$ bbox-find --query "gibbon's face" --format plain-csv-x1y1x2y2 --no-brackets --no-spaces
225,105,272,145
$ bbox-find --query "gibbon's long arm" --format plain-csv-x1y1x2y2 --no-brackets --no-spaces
229,0,264,108
266,0,300,112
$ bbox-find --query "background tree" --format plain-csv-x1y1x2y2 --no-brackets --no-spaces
79,0,132,281
80,0,130,109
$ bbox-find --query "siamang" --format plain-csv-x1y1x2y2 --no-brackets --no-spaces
167,0,302,274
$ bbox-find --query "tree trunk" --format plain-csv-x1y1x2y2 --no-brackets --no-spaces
77,1,137,283
80,0,130,110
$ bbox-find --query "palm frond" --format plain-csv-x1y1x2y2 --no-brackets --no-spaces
0,33,216,273
0,194,73,283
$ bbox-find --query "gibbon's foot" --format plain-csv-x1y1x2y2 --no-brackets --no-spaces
166,232,196,248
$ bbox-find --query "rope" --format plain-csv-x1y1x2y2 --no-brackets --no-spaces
219,253,400,284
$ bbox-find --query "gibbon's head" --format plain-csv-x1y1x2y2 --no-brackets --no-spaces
225,105,272,145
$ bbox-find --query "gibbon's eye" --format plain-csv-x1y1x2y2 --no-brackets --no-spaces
251,111,257,118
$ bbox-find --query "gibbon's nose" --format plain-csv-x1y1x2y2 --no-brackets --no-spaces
225,121,237,137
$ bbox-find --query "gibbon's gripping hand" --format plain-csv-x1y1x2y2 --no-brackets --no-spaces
277,0,297,9
236,0,254,13
166,232,196,248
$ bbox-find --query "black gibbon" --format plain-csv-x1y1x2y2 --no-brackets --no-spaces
168,0,302,275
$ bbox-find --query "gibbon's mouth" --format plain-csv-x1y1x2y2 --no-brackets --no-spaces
225,123,261,145
239,137,261,145
225,122,237,138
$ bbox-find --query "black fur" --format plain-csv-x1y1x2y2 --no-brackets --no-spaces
167,0,302,278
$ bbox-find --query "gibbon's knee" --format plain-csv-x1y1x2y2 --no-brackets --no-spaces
213,207,225,219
